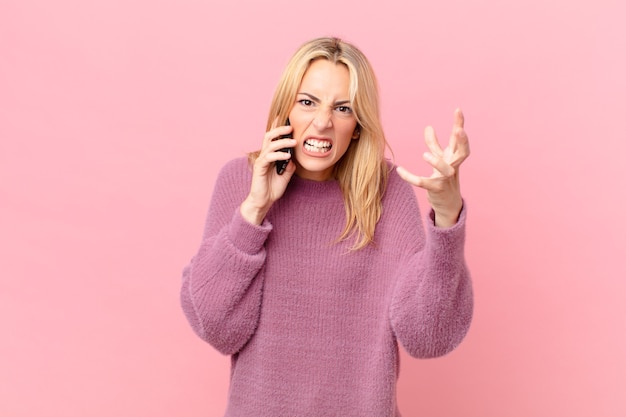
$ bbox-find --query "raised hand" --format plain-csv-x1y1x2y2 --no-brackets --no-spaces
396,108,470,228
240,122,297,225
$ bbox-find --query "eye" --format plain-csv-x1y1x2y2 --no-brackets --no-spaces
336,105,352,114
298,99,313,106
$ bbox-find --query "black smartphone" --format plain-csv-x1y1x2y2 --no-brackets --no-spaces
275,119,293,175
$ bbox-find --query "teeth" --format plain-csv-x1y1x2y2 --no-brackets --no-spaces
304,139,332,152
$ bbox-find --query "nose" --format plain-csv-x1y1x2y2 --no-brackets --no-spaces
312,107,332,130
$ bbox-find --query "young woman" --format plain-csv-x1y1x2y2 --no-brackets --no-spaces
181,37,473,417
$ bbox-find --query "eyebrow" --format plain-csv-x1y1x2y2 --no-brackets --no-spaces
297,92,351,106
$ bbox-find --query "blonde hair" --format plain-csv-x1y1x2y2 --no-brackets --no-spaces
251,37,390,250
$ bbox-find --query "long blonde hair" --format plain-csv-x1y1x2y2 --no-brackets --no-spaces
251,37,390,250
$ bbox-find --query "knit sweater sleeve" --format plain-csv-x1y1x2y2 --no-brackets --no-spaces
387,171,473,359
180,158,270,355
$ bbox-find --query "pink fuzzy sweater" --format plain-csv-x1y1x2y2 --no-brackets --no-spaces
181,157,473,416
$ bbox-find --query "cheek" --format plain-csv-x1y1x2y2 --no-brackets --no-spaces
288,113,310,138
337,122,357,142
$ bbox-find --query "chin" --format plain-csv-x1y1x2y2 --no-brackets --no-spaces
295,160,336,180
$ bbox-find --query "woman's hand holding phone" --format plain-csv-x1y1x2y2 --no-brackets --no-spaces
275,119,293,175
240,121,296,225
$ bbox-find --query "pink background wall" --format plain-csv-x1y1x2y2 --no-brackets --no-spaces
2,0,625,415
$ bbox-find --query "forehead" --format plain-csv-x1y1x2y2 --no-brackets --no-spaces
299,59,351,97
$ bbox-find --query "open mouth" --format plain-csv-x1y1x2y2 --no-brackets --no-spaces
304,138,332,153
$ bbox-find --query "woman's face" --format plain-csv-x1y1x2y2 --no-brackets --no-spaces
288,59,359,181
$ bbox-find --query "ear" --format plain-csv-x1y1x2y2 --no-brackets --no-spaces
352,125,361,140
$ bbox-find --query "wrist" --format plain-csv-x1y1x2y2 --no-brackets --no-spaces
240,197,269,226
432,203,463,228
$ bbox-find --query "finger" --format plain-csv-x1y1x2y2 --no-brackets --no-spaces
452,128,470,165
397,166,447,192
263,117,281,145
264,125,293,145
445,109,470,167
255,148,294,174
270,150,293,164
424,126,444,157
424,152,455,177
411,175,445,193
262,140,297,161
449,130,470,168
454,108,464,129
447,110,464,151
265,125,293,140
396,166,425,188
